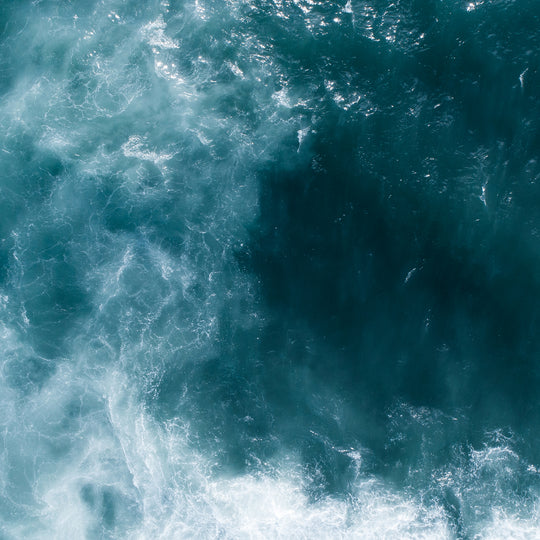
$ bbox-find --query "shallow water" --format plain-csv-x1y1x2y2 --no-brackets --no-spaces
1,0,540,538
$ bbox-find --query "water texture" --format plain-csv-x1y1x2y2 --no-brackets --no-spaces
1,0,540,538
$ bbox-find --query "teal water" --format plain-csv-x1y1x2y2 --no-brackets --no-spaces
1,0,540,538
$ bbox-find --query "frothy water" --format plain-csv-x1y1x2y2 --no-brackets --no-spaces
1,0,540,538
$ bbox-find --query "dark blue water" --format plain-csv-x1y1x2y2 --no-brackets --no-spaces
1,0,540,537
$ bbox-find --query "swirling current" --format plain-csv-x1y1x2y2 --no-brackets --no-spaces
1,0,540,538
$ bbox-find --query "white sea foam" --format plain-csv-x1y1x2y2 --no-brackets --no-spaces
2,355,537,539
142,16,179,50
121,136,173,165
2,367,453,539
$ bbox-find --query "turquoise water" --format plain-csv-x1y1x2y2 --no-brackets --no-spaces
1,0,540,537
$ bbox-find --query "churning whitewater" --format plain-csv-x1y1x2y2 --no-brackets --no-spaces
1,0,540,538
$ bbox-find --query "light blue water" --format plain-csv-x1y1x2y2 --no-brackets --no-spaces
1,0,540,538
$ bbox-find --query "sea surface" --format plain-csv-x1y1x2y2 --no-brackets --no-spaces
1,0,540,538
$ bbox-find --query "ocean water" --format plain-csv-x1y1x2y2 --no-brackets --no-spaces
1,0,540,538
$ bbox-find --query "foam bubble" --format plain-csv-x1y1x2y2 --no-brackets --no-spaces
142,16,179,50
121,136,173,165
